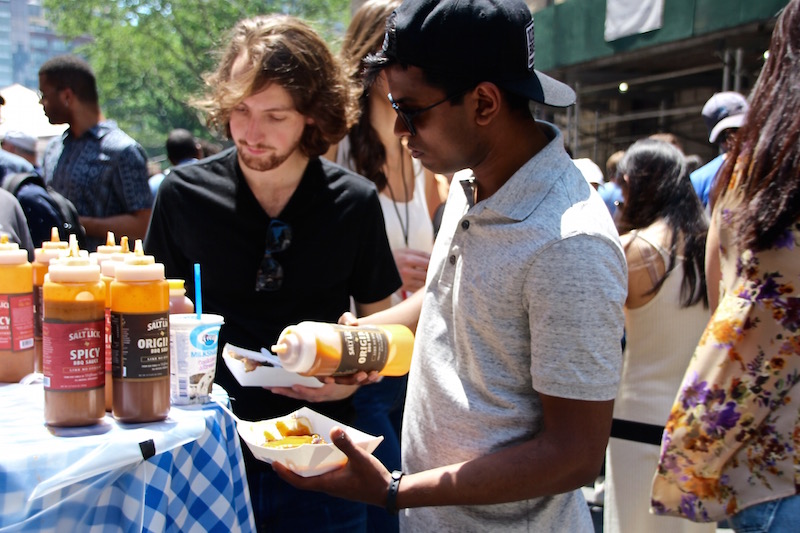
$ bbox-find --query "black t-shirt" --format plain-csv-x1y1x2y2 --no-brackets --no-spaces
145,148,401,426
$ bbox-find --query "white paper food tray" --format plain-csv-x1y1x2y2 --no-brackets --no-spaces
237,406,383,477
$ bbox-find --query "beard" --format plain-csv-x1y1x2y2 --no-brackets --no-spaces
236,140,299,172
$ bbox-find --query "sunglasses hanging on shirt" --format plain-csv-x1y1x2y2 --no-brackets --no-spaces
255,219,292,292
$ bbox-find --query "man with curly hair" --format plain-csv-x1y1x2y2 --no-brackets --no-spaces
144,15,401,532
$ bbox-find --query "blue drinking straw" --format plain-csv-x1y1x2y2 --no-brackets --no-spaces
194,263,202,320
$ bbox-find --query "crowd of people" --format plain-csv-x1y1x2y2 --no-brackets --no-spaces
1,0,799,532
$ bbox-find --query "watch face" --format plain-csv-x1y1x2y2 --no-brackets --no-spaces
392,470,403,481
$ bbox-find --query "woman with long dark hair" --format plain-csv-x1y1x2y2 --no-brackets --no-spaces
605,138,712,533
652,1,800,530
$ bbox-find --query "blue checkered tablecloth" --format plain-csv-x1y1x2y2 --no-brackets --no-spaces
0,383,255,532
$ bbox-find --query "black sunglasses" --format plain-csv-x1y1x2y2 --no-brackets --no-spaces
388,90,465,136
255,219,292,292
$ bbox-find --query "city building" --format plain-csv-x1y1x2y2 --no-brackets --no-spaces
0,0,86,90
531,0,789,169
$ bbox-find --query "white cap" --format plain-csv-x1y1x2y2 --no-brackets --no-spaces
3,130,36,153
573,158,604,185
0,240,28,264
48,255,101,282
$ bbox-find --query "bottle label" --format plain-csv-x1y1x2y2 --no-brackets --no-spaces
334,326,389,376
111,312,170,379
42,319,104,390
104,308,111,373
33,285,43,338
0,293,34,352
170,321,221,405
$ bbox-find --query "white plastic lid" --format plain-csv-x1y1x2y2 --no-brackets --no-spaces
0,246,28,265
169,313,225,329
95,231,122,255
35,246,68,265
0,234,28,265
113,239,165,281
38,228,68,255
101,257,123,278
90,251,120,267
114,259,165,282
274,325,316,373
48,256,101,282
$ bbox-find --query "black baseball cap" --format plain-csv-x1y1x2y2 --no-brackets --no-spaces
371,0,575,108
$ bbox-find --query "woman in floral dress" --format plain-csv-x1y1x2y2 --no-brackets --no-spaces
651,2,800,530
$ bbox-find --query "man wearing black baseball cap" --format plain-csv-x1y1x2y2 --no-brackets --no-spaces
276,1,626,531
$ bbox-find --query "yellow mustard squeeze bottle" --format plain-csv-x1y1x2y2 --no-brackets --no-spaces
32,228,69,373
100,236,130,410
42,243,105,426
111,239,170,422
0,235,35,382
272,321,414,377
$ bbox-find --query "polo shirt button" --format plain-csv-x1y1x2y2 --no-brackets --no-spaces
449,255,456,265
461,220,470,230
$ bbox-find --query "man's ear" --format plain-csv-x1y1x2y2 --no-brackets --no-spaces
61,87,75,107
472,82,502,127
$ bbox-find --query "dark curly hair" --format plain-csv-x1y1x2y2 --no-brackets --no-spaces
194,15,357,157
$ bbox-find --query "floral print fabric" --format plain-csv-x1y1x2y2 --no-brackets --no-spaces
651,185,800,523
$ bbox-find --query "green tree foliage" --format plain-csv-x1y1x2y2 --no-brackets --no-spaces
43,0,351,157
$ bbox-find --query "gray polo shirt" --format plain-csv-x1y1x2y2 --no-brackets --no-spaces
401,122,626,532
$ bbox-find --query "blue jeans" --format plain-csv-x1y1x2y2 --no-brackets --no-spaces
729,493,800,533
248,467,367,533
350,375,407,533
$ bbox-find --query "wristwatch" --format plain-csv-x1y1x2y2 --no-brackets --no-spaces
385,470,404,514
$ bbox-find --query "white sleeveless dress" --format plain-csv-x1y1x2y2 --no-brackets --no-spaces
604,231,714,533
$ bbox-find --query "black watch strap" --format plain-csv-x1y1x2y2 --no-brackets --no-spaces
385,470,404,514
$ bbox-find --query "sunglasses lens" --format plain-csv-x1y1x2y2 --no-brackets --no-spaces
255,256,284,292
393,108,416,136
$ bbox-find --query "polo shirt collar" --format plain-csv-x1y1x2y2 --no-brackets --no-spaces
474,121,574,221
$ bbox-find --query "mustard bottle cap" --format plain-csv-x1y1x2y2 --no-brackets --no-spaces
40,227,69,251
114,239,165,281
95,231,123,256
48,244,101,282
0,235,28,265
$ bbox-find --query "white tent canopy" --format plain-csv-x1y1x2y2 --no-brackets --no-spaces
0,83,68,140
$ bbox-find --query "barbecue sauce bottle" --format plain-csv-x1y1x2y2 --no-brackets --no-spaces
110,239,170,422
100,236,130,411
0,235,34,382
32,228,69,373
272,322,414,377
42,241,105,426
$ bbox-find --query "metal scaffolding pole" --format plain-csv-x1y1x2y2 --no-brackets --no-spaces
734,47,744,93
722,49,731,91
